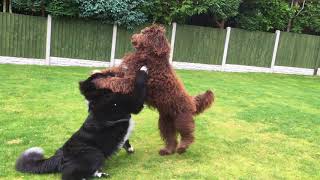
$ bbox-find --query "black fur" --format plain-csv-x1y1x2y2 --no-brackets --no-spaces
16,70,148,180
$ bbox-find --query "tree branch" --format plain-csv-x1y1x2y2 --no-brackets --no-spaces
295,0,306,17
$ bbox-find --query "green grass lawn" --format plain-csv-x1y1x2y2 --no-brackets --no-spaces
0,64,320,179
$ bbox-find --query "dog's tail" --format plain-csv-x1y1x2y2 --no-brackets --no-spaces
16,147,62,174
194,90,214,115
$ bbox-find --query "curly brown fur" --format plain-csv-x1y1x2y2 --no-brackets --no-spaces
94,24,215,155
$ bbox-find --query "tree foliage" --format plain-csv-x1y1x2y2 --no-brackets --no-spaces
76,0,147,28
12,0,46,15
201,0,242,28
143,0,241,28
237,0,292,31
46,0,78,16
140,0,204,24
5,0,320,34
141,1,177,24
290,0,320,34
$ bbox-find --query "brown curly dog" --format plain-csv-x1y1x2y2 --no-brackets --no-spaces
93,25,214,155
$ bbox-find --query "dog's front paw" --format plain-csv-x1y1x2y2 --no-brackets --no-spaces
93,171,110,178
140,66,148,73
159,148,175,156
176,146,187,154
126,146,135,154
136,70,148,85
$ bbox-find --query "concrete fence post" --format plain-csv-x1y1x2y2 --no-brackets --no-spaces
110,23,118,67
221,27,231,71
271,30,281,71
169,22,177,64
45,15,52,65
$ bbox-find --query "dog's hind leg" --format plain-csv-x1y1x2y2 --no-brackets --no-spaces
62,151,104,180
158,114,177,156
123,140,134,154
175,113,195,154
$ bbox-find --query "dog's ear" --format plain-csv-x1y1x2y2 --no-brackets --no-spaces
144,25,170,57
79,72,115,99
79,79,96,98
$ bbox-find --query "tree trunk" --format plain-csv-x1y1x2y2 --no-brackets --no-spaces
216,19,225,29
31,1,35,15
3,0,6,12
41,0,45,16
287,19,292,32
287,0,300,32
8,0,12,13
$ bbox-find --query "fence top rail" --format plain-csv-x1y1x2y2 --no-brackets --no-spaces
0,12,47,20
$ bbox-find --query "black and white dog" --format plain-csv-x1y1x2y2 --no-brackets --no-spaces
16,70,148,180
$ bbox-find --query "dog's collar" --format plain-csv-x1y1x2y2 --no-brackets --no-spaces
86,113,131,127
103,118,130,127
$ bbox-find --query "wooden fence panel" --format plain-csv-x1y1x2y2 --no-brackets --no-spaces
51,18,113,61
0,13,46,59
173,25,226,65
227,28,275,67
0,13,319,70
276,32,320,69
115,24,172,59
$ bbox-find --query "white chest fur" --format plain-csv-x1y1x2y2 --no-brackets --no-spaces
118,118,135,149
